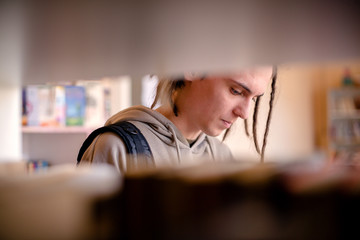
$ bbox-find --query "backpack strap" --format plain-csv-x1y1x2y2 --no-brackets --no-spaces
77,121,154,169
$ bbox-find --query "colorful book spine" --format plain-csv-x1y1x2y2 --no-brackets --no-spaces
54,85,66,126
25,85,40,126
65,85,86,126
38,85,55,126
76,80,105,127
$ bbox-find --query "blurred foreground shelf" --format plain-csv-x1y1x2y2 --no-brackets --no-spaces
94,160,360,240
2,159,360,240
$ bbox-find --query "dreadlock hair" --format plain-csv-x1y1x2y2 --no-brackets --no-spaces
252,95,263,155
260,66,277,162
244,119,250,137
243,66,278,163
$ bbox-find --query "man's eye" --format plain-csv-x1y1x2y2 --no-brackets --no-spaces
230,88,242,96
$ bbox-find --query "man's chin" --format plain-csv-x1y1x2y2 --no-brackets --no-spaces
204,129,224,137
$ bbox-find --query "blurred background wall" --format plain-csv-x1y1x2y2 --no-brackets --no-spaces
1,0,360,164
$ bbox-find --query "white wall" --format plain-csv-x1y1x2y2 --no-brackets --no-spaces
0,86,22,161
0,1,24,162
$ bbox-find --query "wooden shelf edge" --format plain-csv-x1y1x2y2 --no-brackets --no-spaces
21,126,97,134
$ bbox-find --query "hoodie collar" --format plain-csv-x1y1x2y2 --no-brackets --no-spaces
105,105,212,162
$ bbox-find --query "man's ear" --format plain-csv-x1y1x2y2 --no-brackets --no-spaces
184,72,202,81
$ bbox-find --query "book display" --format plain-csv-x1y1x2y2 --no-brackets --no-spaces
328,87,360,161
21,77,132,165
23,83,102,128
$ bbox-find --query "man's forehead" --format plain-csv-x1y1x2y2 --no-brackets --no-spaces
235,67,273,79
208,67,272,81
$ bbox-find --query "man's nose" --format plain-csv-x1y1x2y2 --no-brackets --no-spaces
233,100,251,119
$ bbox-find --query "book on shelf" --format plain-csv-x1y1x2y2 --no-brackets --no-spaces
22,79,122,128
24,84,86,127
38,85,57,126
330,88,360,116
65,85,86,126
334,96,357,115
76,80,106,127
54,85,66,126
331,119,360,146
25,85,39,126
26,85,57,126
24,85,66,127
329,88,360,149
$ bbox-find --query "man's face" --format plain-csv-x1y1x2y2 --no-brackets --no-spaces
183,67,273,137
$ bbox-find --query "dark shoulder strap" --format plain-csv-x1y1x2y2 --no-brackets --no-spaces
77,121,154,168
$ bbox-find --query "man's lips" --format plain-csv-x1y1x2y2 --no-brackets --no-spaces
222,120,232,128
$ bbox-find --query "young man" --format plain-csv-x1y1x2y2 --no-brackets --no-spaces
78,66,275,172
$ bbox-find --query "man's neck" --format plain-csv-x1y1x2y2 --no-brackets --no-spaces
155,106,201,140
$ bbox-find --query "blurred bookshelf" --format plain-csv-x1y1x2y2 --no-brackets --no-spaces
328,87,360,159
21,76,132,165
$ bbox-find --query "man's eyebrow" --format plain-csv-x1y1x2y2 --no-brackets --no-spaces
229,79,265,97
229,79,252,94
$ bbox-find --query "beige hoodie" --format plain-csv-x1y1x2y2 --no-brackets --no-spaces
79,105,233,172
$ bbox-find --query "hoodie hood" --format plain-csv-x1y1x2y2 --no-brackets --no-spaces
105,106,211,162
